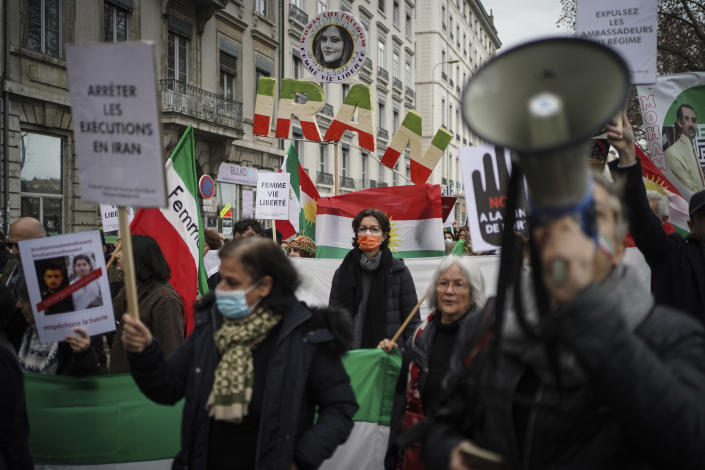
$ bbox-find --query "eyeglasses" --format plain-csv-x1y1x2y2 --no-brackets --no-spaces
357,225,382,235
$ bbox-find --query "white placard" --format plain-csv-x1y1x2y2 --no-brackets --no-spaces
66,42,167,207
575,0,657,85
255,173,290,220
217,163,259,186
242,189,255,219
222,218,233,237
460,146,528,253
100,204,134,232
18,231,115,343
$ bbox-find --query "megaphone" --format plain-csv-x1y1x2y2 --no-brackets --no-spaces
460,37,631,236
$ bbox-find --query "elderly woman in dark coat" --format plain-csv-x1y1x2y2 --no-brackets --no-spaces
386,256,486,469
329,208,419,350
121,237,358,470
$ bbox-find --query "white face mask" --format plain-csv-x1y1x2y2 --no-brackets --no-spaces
444,238,454,245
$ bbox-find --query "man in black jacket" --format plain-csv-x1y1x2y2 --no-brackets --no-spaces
421,147,705,469
607,112,705,325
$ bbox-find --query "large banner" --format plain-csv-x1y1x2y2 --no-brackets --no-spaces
637,73,705,198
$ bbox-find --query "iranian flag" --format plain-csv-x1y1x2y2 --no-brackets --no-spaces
635,143,689,235
24,350,401,469
316,184,446,258
130,126,209,335
276,143,320,240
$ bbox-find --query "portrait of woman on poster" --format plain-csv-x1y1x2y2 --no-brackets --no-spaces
313,24,354,69
71,254,103,310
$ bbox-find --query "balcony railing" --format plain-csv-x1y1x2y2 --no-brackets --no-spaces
363,57,373,71
405,86,415,99
159,79,242,130
378,67,389,81
368,179,377,188
289,3,308,25
393,78,403,90
317,172,334,185
377,181,388,187
321,103,334,117
340,175,355,188
377,127,389,140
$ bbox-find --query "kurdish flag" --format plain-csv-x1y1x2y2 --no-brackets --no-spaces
277,143,321,240
316,184,446,258
130,126,209,335
635,143,689,235
25,350,401,469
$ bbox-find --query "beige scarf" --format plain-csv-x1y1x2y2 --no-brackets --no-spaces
206,305,282,422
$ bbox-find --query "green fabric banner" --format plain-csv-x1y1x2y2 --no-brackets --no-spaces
24,349,401,465
25,373,182,465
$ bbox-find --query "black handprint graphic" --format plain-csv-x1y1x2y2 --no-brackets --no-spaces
472,146,512,247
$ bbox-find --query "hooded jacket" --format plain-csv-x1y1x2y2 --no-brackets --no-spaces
127,293,358,470
422,265,705,470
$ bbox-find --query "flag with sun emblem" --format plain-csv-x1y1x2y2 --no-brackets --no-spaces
315,184,446,258
277,143,320,240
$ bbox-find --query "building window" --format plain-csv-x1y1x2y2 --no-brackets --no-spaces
378,100,386,131
27,0,61,57
292,52,303,79
405,59,412,86
319,145,327,174
255,56,272,101
393,108,399,131
362,155,368,182
103,1,130,42
405,11,412,37
342,146,349,178
441,98,446,126
441,6,446,28
20,132,64,234
168,31,189,84
393,161,398,186
219,39,238,101
393,0,400,26
256,0,269,17
317,0,327,14
378,0,385,14
377,37,386,69
393,50,400,79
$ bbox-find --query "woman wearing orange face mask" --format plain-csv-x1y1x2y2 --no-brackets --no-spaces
329,209,419,350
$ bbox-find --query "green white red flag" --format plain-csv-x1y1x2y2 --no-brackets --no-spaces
315,184,446,258
130,126,209,334
276,143,320,240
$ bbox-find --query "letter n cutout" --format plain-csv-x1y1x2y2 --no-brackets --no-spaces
381,110,453,184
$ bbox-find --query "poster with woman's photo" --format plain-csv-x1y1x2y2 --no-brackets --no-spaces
18,230,114,343
300,10,368,82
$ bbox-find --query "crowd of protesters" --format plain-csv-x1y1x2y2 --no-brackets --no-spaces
2,110,705,469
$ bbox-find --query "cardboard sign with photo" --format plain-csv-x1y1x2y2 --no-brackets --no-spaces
18,230,115,343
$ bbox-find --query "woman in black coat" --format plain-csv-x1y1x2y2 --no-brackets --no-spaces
122,236,358,470
329,208,419,350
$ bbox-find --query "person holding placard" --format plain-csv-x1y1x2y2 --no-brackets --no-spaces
109,235,184,374
121,237,357,469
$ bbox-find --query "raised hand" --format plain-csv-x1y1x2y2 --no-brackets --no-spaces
472,146,511,247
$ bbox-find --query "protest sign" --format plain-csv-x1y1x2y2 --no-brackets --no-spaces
576,0,657,85
100,204,134,232
300,11,368,82
18,230,114,343
66,42,166,207
637,73,705,198
242,189,255,219
255,172,290,220
460,146,528,253
222,217,233,237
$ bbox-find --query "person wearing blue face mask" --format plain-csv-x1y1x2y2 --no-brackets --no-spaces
121,236,358,470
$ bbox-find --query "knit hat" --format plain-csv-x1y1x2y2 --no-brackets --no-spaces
689,190,705,216
288,236,316,258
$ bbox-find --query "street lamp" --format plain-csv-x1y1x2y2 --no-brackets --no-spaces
431,59,459,193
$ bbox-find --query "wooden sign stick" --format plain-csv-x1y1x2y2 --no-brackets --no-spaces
390,288,430,344
105,240,122,270
118,207,140,320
